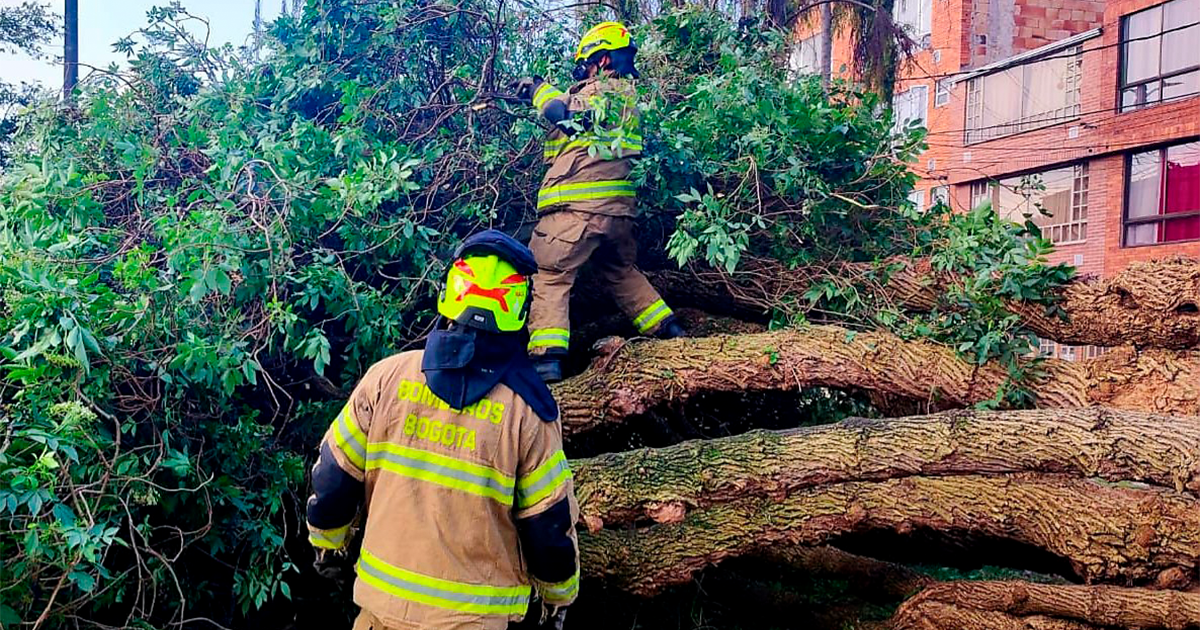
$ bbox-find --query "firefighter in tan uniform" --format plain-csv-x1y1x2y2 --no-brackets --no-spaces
514,22,684,383
306,231,579,630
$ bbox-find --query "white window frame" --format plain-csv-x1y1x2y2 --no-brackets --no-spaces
964,45,1084,144
788,33,822,78
908,189,927,213
930,185,949,208
935,78,952,107
894,0,933,48
892,85,929,134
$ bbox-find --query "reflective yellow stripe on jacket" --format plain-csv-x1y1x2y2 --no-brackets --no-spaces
308,523,351,550
517,450,572,509
358,549,531,616
543,133,643,161
366,442,517,506
536,569,580,604
332,404,368,470
537,180,635,210
533,83,565,111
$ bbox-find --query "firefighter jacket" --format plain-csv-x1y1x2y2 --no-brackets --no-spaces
532,76,642,217
305,337,580,630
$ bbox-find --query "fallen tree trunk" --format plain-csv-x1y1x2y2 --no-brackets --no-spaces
578,473,1200,596
891,602,1099,630
890,581,1200,630
573,408,1200,529
552,327,1200,435
647,257,1200,349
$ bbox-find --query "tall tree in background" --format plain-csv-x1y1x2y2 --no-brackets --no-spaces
62,0,77,98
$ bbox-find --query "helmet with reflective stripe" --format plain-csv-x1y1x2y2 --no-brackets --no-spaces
575,21,634,62
437,230,535,333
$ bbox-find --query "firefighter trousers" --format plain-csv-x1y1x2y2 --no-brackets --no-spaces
527,210,673,356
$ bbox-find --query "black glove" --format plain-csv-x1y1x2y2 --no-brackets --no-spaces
313,548,354,590
510,76,543,105
539,606,567,630
552,111,593,138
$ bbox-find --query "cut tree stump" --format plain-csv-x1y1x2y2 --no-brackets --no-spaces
572,408,1200,528
646,257,1200,349
578,473,1200,596
552,327,1200,435
890,581,1200,629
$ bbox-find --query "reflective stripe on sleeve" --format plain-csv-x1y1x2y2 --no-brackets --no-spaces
537,180,635,210
517,450,572,509
365,442,516,506
633,299,673,334
308,522,351,550
358,549,531,615
537,569,580,603
528,328,570,350
331,404,368,470
533,83,566,111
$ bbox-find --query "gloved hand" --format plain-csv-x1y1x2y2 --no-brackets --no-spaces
313,548,354,590
510,76,543,104
539,606,567,630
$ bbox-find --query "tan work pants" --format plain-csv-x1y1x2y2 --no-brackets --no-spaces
353,610,513,630
527,210,672,355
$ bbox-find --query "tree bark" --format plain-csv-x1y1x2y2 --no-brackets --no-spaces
552,327,1200,435
572,408,1200,529
891,601,1100,630
646,257,1200,349
578,473,1200,596
890,581,1200,630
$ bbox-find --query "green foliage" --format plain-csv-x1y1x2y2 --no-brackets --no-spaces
636,11,926,273
0,0,1073,627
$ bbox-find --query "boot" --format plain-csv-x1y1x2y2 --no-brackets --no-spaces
654,316,686,340
533,357,563,384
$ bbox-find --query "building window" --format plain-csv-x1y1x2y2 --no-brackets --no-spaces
1124,140,1200,246
964,46,1083,144
931,185,949,208
935,78,952,107
908,188,927,213
892,85,929,134
789,33,822,78
895,0,932,48
1120,0,1200,113
972,164,1089,245
970,180,992,210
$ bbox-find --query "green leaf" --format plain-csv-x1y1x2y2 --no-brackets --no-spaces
68,570,96,593
0,604,22,627
53,503,77,528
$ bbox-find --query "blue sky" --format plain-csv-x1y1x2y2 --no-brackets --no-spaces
1,0,287,86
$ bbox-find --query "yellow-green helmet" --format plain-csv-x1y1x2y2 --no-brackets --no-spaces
436,231,536,333
575,21,633,62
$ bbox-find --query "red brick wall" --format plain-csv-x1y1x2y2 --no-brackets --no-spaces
1014,0,1105,50
794,0,1200,277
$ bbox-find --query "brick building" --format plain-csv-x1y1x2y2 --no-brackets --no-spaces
794,0,1200,357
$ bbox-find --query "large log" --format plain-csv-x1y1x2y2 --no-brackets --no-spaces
578,473,1200,596
890,581,1200,630
647,257,1200,349
573,408,1200,529
552,327,1200,435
